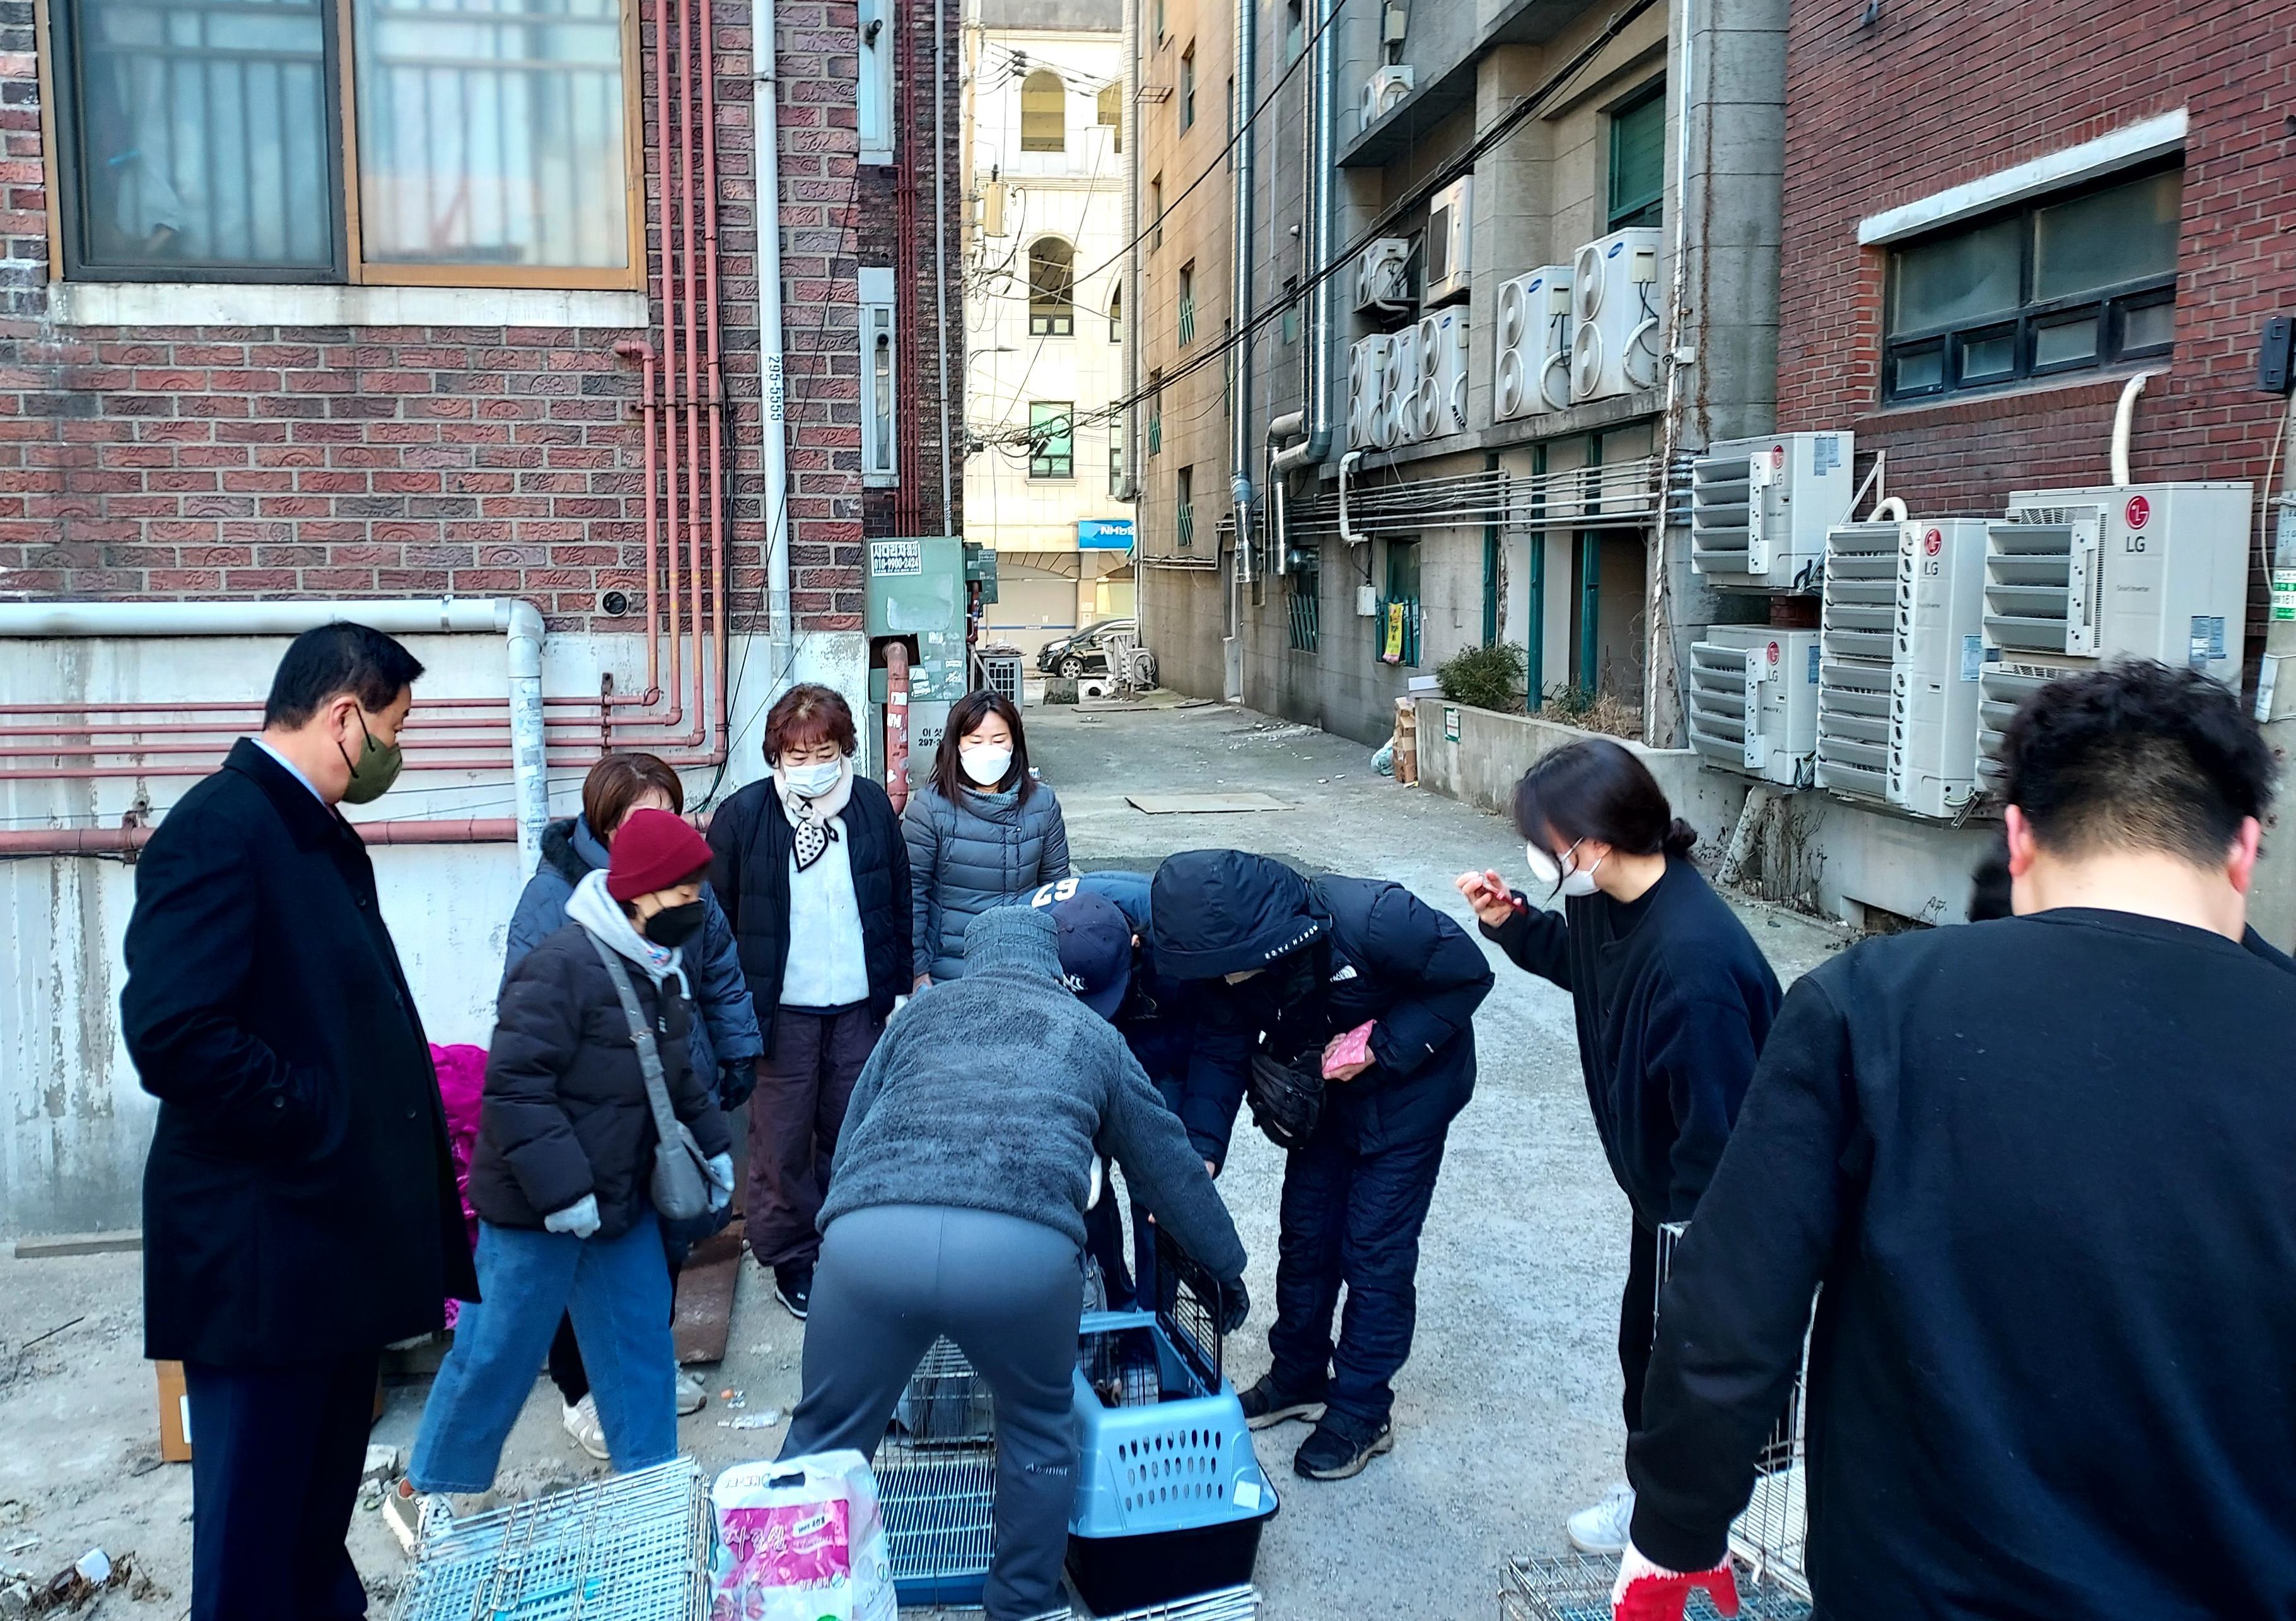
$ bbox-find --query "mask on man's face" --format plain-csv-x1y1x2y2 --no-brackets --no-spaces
336,710,404,804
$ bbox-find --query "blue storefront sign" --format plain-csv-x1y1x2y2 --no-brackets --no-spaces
1077,518,1134,551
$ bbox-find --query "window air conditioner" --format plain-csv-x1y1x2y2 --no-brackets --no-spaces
1687,431,1856,592
1493,264,1573,421
1568,227,1662,404
1687,627,1821,786
1347,334,1396,451
1360,66,1413,133
1353,237,1413,313
1423,177,1473,306
1384,321,1423,447
1408,307,1468,440
1976,482,2253,785
1815,518,1989,819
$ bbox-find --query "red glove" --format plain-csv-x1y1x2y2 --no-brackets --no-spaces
1612,1549,1739,1621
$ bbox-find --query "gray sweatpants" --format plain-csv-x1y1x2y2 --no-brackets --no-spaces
780,1204,1083,1621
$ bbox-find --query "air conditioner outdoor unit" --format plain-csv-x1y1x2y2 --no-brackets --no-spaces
1423,176,1473,306
1568,228,1662,404
1354,237,1413,312
1493,264,1573,421
1385,321,1423,447
1976,481,2253,786
1347,334,1396,451
1688,431,1856,592
1687,626,1821,786
1815,519,1989,819
1408,307,1468,440
1360,66,1414,132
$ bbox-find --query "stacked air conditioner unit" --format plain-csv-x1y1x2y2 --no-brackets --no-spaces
1815,519,1989,819
1406,306,1469,442
1346,334,1396,451
1493,265,1573,422
1354,237,1413,313
1687,627,1822,785
1384,321,1424,447
1688,431,1856,592
1568,227,1662,404
1424,177,1473,306
1976,482,2252,784
1360,66,1413,133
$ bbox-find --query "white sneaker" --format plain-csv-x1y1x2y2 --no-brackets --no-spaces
1567,1484,1636,1555
561,1395,610,1461
383,1478,452,1554
676,1371,708,1417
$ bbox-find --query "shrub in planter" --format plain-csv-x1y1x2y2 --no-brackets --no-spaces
1436,642,1527,714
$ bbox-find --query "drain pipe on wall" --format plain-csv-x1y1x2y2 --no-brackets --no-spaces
2111,370,2160,486
1224,0,1257,702
0,599,551,862
1269,0,1336,479
1645,0,1700,748
933,0,953,529
755,0,796,695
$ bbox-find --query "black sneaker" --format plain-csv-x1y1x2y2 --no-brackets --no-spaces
1236,1373,1326,1431
774,1265,812,1320
1293,1417,1394,1481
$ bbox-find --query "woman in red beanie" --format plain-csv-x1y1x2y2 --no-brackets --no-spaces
396,809,733,1524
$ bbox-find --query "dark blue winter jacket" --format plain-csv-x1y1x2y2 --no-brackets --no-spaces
503,816,763,1087
1150,851,1494,1154
1027,870,1253,1170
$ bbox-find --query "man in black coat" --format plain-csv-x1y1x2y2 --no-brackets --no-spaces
120,623,475,1621
1617,660,2296,1621
1150,850,1493,1482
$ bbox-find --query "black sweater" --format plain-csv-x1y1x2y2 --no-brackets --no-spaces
1483,858,1780,1225
1627,908,2296,1618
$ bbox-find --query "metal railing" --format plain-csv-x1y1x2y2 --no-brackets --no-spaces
1175,501,1195,549
1177,295,1196,346
1285,578,1319,652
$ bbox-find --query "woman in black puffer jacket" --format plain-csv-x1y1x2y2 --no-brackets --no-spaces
406,810,732,1502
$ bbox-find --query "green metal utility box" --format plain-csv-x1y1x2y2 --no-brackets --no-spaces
866,535,969,764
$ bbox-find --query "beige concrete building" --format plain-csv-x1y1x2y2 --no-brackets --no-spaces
965,0,1137,657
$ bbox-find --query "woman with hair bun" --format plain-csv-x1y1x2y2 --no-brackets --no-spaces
1454,737,1780,1557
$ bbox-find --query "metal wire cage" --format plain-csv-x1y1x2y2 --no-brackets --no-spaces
1104,1585,1262,1620
873,1337,999,1606
1152,1227,1224,1391
1500,1554,1812,1621
393,1459,709,1621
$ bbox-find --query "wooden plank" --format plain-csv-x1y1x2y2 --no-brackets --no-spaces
672,1220,745,1366
1124,792,1289,814
14,1229,143,1258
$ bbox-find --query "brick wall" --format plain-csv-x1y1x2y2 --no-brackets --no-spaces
0,0,962,634
1778,1,2296,554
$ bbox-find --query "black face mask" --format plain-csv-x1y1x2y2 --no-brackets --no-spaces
643,901,706,949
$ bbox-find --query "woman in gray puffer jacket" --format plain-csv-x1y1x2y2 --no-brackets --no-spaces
904,690,1069,985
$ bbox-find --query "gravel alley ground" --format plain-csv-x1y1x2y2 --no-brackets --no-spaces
0,694,1847,1620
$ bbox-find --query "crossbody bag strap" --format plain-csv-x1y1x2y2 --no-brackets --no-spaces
583,930,683,1148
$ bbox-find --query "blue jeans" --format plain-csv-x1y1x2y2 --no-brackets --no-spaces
411,1213,677,1493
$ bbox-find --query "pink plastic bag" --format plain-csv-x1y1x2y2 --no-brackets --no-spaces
709,1453,895,1621
1322,1020,1377,1079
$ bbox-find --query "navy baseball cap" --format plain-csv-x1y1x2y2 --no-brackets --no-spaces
1051,891,1134,1019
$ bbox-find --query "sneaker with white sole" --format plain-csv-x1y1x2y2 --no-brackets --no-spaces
676,1371,708,1417
382,1478,452,1554
1567,1484,1636,1554
561,1395,610,1461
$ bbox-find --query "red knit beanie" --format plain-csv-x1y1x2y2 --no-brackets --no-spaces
607,807,713,901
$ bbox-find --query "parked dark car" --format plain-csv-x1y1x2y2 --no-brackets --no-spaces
1035,618,1136,678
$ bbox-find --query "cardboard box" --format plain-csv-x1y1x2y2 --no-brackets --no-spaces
154,1361,192,1463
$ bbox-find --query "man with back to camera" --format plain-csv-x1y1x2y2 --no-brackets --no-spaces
1609,660,2296,1621
120,623,475,1621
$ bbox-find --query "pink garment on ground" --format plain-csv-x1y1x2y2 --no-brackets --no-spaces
429,1042,488,1329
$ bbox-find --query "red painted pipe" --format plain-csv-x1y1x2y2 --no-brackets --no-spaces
0,818,520,855
883,643,912,814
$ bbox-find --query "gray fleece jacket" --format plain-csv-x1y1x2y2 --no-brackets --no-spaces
819,905,1247,1283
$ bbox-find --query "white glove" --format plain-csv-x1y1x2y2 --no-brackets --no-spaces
543,1194,601,1239
705,1153,734,1213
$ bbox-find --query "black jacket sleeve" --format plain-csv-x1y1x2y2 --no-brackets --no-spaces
1626,973,1860,1571
1174,995,1252,1171
706,790,750,939
120,815,329,1156
1651,987,1765,1222
1481,896,1573,990
1360,886,1496,1077
664,986,733,1157
483,946,597,1219
1101,1043,1247,1282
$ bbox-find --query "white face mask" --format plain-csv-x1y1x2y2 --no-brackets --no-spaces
782,758,844,799
1528,839,1604,899
959,744,1013,788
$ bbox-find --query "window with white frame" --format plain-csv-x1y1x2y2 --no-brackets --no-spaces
1029,402,1074,479
858,0,894,165
48,0,644,285
1028,237,1075,336
1020,70,1065,154
860,267,897,485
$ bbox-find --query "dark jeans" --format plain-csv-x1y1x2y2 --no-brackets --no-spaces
1621,1216,1661,1434
783,1204,1083,1621
747,1004,881,1272
184,1351,378,1621
546,1239,685,1407
1267,1119,1449,1434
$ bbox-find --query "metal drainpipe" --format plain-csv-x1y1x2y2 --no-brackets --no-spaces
1227,0,1257,702
933,0,953,530
754,0,795,699
1269,0,1334,477
1121,0,1141,504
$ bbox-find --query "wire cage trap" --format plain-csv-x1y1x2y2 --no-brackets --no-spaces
873,1337,999,1606
1500,1554,1812,1621
1100,1584,1261,1621
393,1458,709,1621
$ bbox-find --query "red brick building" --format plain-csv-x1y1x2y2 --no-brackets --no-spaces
1776,0,2295,660
0,0,961,638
